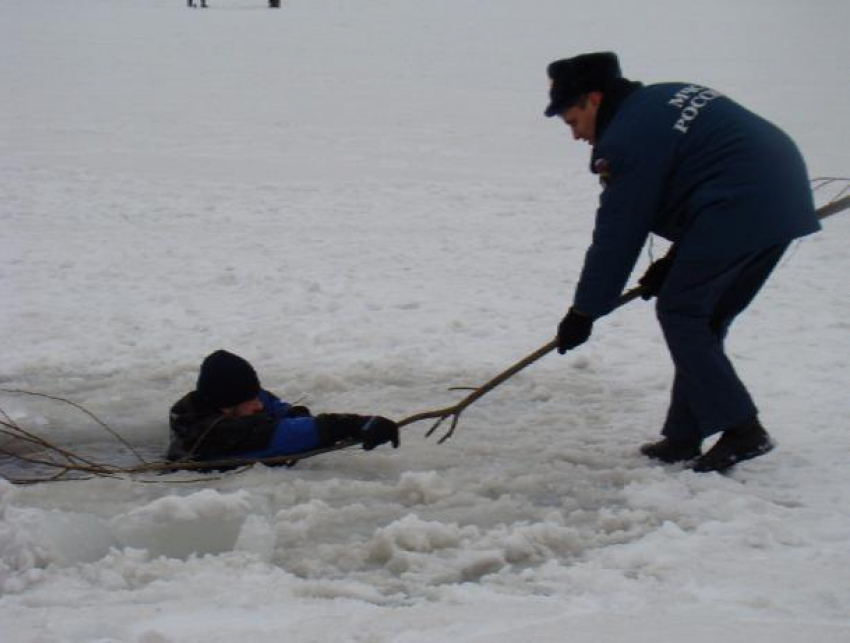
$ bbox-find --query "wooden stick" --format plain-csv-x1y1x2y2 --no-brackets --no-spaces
398,285,643,443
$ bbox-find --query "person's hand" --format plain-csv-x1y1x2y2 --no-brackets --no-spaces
638,247,676,300
557,308,594,354
287,405,312,418
361,417,400,450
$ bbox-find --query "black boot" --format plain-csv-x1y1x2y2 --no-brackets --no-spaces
692,417,774,473
640,437,701,464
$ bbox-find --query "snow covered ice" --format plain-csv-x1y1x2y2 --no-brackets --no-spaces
2,0,850,641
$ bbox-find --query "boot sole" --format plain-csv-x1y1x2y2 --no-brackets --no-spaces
640,442,701,464
692,440,775,473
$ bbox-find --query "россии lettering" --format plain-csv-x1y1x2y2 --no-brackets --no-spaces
669,85,723,133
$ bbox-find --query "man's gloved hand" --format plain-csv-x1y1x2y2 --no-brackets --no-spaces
360,416,400,450
315,413,398,450
638,247,676,300
287,405,312,418
557,308,594,354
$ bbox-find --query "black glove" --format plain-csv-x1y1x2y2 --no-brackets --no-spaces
638,247,676,300
360,416,400,451
287,405,312,418
557,308,594,354
315,414,399,450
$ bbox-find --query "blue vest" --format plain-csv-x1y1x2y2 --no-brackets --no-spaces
574,82,820,317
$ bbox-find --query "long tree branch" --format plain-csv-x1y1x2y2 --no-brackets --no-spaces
397,286,642,443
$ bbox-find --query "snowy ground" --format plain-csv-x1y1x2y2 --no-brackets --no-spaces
2,0,849,641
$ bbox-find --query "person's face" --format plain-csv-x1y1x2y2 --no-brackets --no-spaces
223,396,263,418
559,92,603,145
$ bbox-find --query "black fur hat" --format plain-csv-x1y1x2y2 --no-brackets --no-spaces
544,52,622,117
196,350,261,409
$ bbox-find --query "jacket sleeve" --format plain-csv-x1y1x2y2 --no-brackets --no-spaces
236,413,393,459
314,414,370,445
237,416,322,458
573,139,672,318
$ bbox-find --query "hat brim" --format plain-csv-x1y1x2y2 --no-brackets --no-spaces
544,91,582,118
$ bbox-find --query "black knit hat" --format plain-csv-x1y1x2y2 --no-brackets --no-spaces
544,52,622,117
196,350,261,409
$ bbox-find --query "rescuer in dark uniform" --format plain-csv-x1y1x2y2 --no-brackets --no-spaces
545,52,820,472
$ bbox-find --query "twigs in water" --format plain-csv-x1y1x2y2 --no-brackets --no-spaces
0,388,147,465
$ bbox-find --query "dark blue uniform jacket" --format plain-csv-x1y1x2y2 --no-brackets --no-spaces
574,82,820,318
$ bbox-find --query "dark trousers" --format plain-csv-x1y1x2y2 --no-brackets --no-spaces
656,243,789,442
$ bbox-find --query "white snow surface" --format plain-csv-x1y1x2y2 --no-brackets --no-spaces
2,0,850,641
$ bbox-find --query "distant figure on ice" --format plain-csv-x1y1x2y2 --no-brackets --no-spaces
187,0,208,8
543,52,820,473
168,350,399,464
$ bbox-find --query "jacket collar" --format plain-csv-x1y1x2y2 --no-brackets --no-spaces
594,78,643,142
